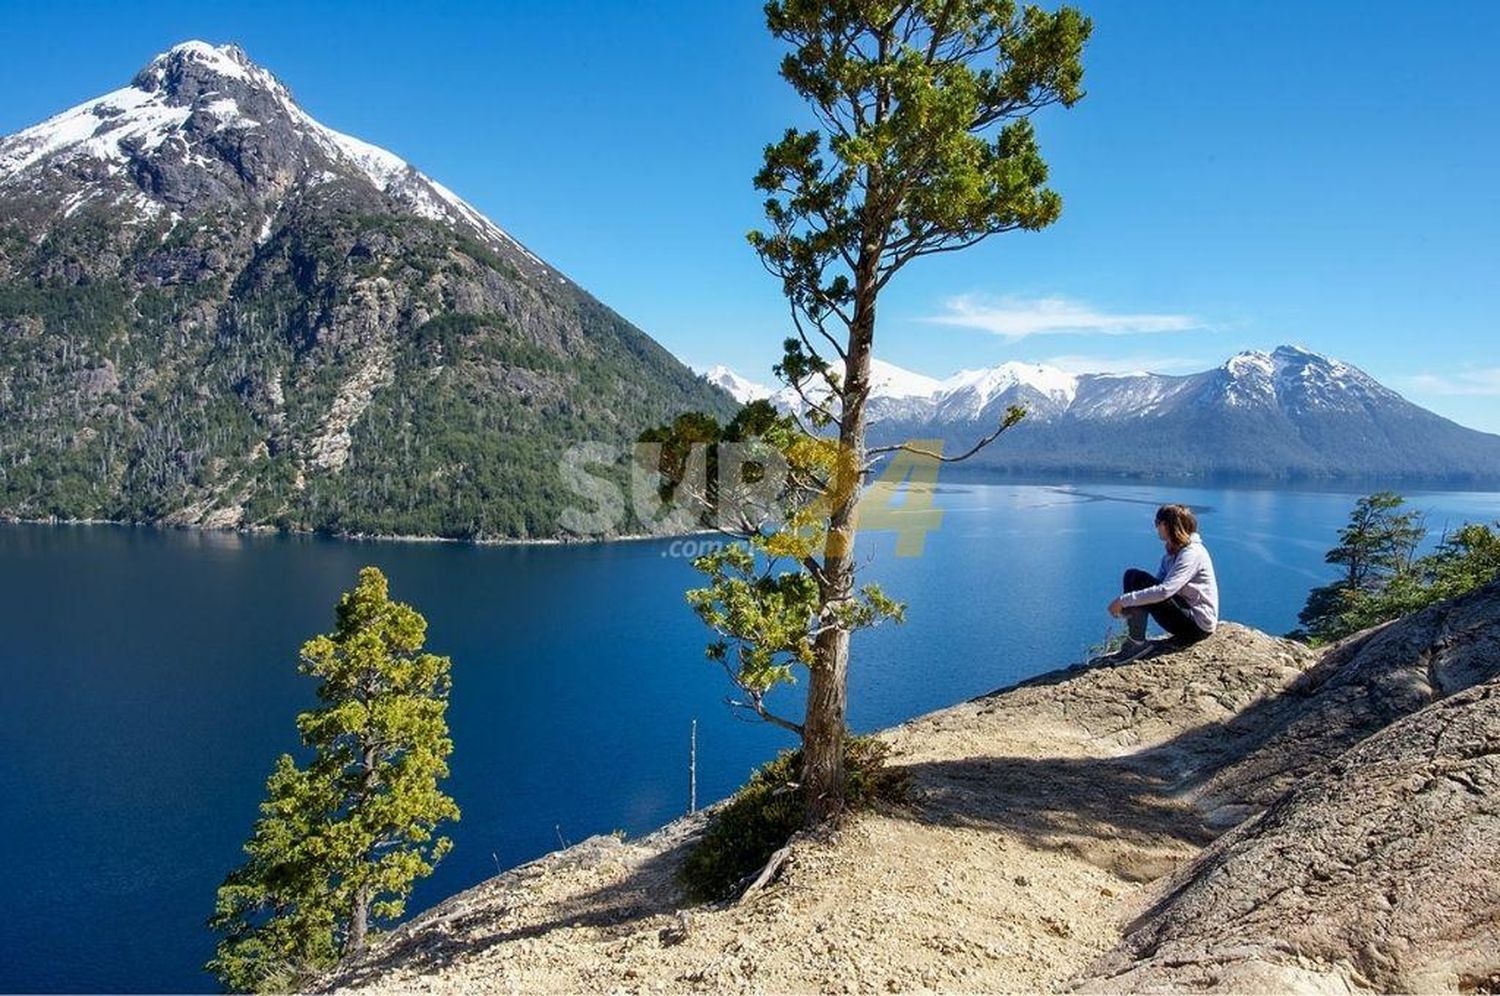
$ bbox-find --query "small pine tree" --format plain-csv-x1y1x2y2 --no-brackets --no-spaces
1296,492,1424,642
1326,491,1425,592
1423,522,1500,600
208,567,459,992
1295,492,1427,643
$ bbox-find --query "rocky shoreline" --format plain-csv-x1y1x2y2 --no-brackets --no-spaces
322,579,1500,994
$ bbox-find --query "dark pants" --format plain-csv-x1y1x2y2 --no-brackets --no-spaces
1122,568,1210,643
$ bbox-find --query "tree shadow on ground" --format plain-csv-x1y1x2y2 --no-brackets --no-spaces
892,599,1500,873
887,749,1221,883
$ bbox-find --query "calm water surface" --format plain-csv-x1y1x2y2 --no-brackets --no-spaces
2,482,1497,991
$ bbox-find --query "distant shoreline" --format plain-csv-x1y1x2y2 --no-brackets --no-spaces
0,515,720,549
929,465,1500,494
5,472,1497,547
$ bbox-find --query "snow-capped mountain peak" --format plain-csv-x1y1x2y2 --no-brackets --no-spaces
1223,349,1275,377
699,364,773,404
133,40,290,99
703,345,1416,425
1223,344,1350,381
867,358,943,399
2,41,289,186
937,361,1079,418
0,40,547,270
1213,344,1393,411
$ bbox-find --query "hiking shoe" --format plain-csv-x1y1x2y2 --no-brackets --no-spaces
1085,637,1150,667
1113,637,1157,662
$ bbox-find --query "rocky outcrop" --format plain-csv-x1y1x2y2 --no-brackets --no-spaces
321,583,1500,994
1078,678,1500,994
1187,574,1500,815
1076,579,1500,993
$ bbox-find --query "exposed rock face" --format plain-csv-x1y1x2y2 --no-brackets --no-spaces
1188,577,1500,815
0,41,732,538
1077,580,1500,993
1080,678,1499,993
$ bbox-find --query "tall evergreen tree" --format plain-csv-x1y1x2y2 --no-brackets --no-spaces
208,567,459,992
745,0,1090,822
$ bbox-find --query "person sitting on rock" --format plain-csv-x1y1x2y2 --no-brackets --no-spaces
1107,503,1219,659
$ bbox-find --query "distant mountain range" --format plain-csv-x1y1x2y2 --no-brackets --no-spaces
703,346,1500,482
0,41,732,538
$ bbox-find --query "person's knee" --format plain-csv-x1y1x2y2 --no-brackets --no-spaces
1123,568,1154,591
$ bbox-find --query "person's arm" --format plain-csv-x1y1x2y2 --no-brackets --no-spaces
1120,547,1200,608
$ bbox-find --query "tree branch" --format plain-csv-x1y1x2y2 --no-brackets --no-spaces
791,302,849,366
865,413,1023,466
724,690,805,737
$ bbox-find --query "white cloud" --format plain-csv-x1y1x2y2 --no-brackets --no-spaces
1408,368,1500,396
921,293,1201,340
1041,353,1207,376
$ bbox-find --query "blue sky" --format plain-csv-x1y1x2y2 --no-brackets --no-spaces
2,1,1498,431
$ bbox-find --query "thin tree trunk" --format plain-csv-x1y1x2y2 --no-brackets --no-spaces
348,885,370,954
688,718,698,814
802,245,878,825
803,625,851,823
346,738,378,955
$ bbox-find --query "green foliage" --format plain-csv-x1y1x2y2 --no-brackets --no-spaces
688,539,905,728
638,400,815,522
712,1,1089,820
207,567,459,992
1294,493,1500,644
749,0,1090,422
642,405,905,733
680,735,906,902
1326,491,1424,592
1294,492,1423,642
1418,522,1500,598
0,198,734,539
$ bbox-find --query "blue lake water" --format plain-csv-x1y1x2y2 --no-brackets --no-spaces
2,482,1498,992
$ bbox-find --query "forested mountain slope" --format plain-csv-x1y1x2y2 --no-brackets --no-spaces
0,41,732,538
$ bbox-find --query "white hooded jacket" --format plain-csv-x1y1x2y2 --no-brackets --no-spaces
1118,532,1219,632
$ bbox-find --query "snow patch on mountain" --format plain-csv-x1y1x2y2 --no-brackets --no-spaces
698,359,948,408
0,84,191,181
0,40,547,271
137,40,270,89
1224,350,1275,379
936,362,1079,419
705,346,1412,428
699,365,773,404
868,358,942,399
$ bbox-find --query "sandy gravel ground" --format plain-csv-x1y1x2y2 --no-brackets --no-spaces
323,623,1320,994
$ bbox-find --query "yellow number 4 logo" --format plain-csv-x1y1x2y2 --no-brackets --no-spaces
855,440,944,557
